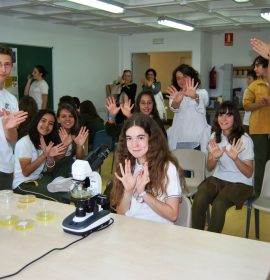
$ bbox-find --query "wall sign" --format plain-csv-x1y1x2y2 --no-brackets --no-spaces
224,33,233,46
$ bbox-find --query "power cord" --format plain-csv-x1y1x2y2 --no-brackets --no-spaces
0,218,114,279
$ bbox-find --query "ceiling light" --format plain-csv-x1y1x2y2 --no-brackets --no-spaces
261,9,270,22
68,0,124,14
233,0,249,3
158,17,194,31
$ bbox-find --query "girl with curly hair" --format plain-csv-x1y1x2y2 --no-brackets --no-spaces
110,113,184,224
192,101,254,233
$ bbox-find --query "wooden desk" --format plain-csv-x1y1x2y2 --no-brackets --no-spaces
1,195,270,280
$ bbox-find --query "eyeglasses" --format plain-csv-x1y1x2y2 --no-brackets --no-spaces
140,101,153,106
0,62,12,69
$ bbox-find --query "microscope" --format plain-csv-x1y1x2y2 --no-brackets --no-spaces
62,160,111,235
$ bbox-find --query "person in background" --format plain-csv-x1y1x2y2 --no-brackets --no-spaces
24,65,49,110
18,96,38,139
110,113,183,224
80,100,105,146
13,110,66,201
242,70,257,134
250,38,270,83
166,64,210,154
115,69,137,124
57,103,88,165
142,68,166,120
0,44,28,189
135,91,166,137
73,96,81,112
192,101,254,233
243,55,270,197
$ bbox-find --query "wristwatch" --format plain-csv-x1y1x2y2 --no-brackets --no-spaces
137,191,146,203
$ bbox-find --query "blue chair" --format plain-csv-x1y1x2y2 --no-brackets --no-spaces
92,130,113,151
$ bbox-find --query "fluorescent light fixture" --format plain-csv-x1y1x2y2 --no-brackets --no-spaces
158,17,194,31
68,0,124,14
261,9,270,22
233,0,249,3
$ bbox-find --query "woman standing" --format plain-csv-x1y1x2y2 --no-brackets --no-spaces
24,65,49,109
166,64,210,154
192,101,254,233
110,113,183,224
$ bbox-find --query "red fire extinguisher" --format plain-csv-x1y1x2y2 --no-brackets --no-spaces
209,67,217,89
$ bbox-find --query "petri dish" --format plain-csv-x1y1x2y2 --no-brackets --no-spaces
14,219,35,231
18,195,36,204
0,190,13,204
36,211,56,222
0,215,19,227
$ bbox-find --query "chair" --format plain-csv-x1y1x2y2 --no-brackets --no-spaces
172,149,206,198
246,160,270,239
175,195,192,227
92,130,113,152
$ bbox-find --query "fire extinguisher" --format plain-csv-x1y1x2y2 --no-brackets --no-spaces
209,67,217,89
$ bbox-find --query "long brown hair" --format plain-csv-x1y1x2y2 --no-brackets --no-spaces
110,113,184,208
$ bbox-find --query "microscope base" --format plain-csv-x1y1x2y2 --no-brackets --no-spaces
62,209,111,236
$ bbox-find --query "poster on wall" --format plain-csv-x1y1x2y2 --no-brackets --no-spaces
4,48,18,99
224,33,234,46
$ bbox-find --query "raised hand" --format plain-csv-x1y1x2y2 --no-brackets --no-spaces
115,159,139,193
2,110,28,129
48,143,67,157
59,127,72,147
183,77,198,99
208,139,224,160
120,98,134,118
73,126,89,147
166,85,184,103
224,138,244,161
135,162,150,194
250,38,270,60
39,136,54,158
105,96,121,116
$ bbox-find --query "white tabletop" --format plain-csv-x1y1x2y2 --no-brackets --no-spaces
0,194,270,280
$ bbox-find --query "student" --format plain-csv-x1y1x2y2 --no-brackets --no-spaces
142,68,166,120
57,103,88,160
250,38,270,83
242,70,257,134
192,101,254,233
13,110,66,201
110,113,183,224
243,56,270,197
24,65,49,109
80,100,105,146
0,44,28,189
18,96,38,139
166,64,210,154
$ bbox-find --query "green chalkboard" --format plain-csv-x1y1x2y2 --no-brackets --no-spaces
7,43,53,109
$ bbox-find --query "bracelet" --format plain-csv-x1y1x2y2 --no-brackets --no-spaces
108,113,116,120
46,158,55,168
194,94,199,101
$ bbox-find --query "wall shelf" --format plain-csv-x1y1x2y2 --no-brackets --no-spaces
233,66,252,78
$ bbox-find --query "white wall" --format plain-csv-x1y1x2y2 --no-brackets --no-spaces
120,30,202,76
0,15,119,111
210,29,270,97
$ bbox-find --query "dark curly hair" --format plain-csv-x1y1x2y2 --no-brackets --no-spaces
110,113,184,208
145,68,157,82
171,64,201,91
135,91,159,118
213,101,244,144
29,110,59,149
35,65,48,78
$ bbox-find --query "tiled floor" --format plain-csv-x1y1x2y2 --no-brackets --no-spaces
100,152,270,243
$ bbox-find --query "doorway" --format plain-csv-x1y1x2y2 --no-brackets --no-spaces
132,51,192,92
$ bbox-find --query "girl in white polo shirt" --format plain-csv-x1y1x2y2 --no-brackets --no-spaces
111,113,184,224
192,101,254,233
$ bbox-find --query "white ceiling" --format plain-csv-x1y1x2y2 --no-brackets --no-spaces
0,0,270,34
